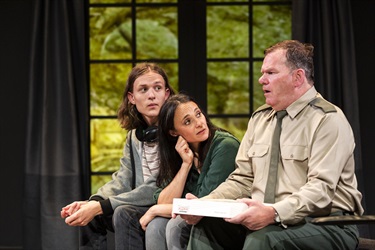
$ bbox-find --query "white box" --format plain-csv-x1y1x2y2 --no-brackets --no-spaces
172,198,249,218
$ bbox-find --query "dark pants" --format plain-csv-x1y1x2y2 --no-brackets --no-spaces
187,212,359,250
80,213,114,250
113,205,150,250
79,205,150,250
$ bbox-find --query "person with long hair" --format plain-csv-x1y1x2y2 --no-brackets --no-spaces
61,62,175,249
138,93,240,250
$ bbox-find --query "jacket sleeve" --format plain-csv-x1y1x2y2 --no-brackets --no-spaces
108,174,158,209
89,130,158,215
90,131,134,200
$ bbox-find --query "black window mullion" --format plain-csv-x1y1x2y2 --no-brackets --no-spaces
249,2,254,114
178,0,207,112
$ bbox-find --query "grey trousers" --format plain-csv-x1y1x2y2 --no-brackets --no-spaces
145,216,191,250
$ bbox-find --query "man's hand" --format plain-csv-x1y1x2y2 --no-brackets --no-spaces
224,198,275,230
64,200,103,227
61,201,88,218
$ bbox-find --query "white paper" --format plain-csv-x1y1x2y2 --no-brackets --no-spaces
172,198,249,218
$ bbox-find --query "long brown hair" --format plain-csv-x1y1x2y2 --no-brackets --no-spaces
156,93,226,186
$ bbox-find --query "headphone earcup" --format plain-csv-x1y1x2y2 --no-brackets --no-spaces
135,126,158,142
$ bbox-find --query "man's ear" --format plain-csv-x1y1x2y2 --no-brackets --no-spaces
164,88,171,100
128,92,135,104
294,69,305,87
169,130,178,137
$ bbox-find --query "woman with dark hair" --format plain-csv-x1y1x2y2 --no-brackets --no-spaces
61,62,175,249
139,93,240,250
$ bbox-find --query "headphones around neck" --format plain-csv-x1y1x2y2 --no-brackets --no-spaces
135,126,158,142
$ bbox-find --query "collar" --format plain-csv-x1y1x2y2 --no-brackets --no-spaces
285,86,318,119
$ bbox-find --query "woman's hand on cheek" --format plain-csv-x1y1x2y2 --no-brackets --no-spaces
175,136,194,166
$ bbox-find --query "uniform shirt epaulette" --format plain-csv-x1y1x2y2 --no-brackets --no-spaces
252,104,272,117
309,97,337,113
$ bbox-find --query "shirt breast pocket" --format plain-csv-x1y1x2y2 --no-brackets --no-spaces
280,145,309,187
281,145,308,161
248,144,269,182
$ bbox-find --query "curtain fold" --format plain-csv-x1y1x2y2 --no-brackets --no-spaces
292,0,368,237
23,0,89,248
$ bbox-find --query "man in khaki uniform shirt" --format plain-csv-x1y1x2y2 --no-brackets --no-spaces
181,40,364,250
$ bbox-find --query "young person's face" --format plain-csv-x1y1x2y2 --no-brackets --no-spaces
259,49,297,111
128,71,170,126
171,101,209,149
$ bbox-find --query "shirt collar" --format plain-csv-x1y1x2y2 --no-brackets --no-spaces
285,86,318,119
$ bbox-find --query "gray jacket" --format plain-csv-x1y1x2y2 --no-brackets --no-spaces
90,129,158,216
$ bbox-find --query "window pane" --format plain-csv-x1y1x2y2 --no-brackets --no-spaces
207,5,249,58
211,118,249,141
91,119,127,173
207,62,249,115
136,7,178,59
90,63,133,116
153,62,179,92
91,175,113,194
253,5,292,57
253,61,265,110
90,7,132,60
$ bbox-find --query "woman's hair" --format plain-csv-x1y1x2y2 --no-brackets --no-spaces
156,93,225,186
265,40,315,84
117,62,176,130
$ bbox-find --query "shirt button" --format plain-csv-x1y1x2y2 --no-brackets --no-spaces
290,154,294,158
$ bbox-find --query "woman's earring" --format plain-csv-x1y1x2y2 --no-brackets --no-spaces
169,130,178,137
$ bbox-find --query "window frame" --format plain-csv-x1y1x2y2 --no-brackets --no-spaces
87,0,292,192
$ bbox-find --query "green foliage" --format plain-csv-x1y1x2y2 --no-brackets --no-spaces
90,64,132,116
207,6,249,58
253,61,265,110
253,5,292,57
135,19,178,59
207,62,249,114
90,119,127,173
90,6,178,60
212,118,249,141
90,7,132,59
91,175,114,194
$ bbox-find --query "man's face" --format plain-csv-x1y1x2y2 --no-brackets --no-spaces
259,49,296,111
127,72,170,126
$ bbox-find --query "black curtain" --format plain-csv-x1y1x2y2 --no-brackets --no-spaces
292,0,368,237
23,0,89,249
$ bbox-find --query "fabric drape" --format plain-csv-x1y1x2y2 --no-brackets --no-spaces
292,0,368,237
23,0,89,249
